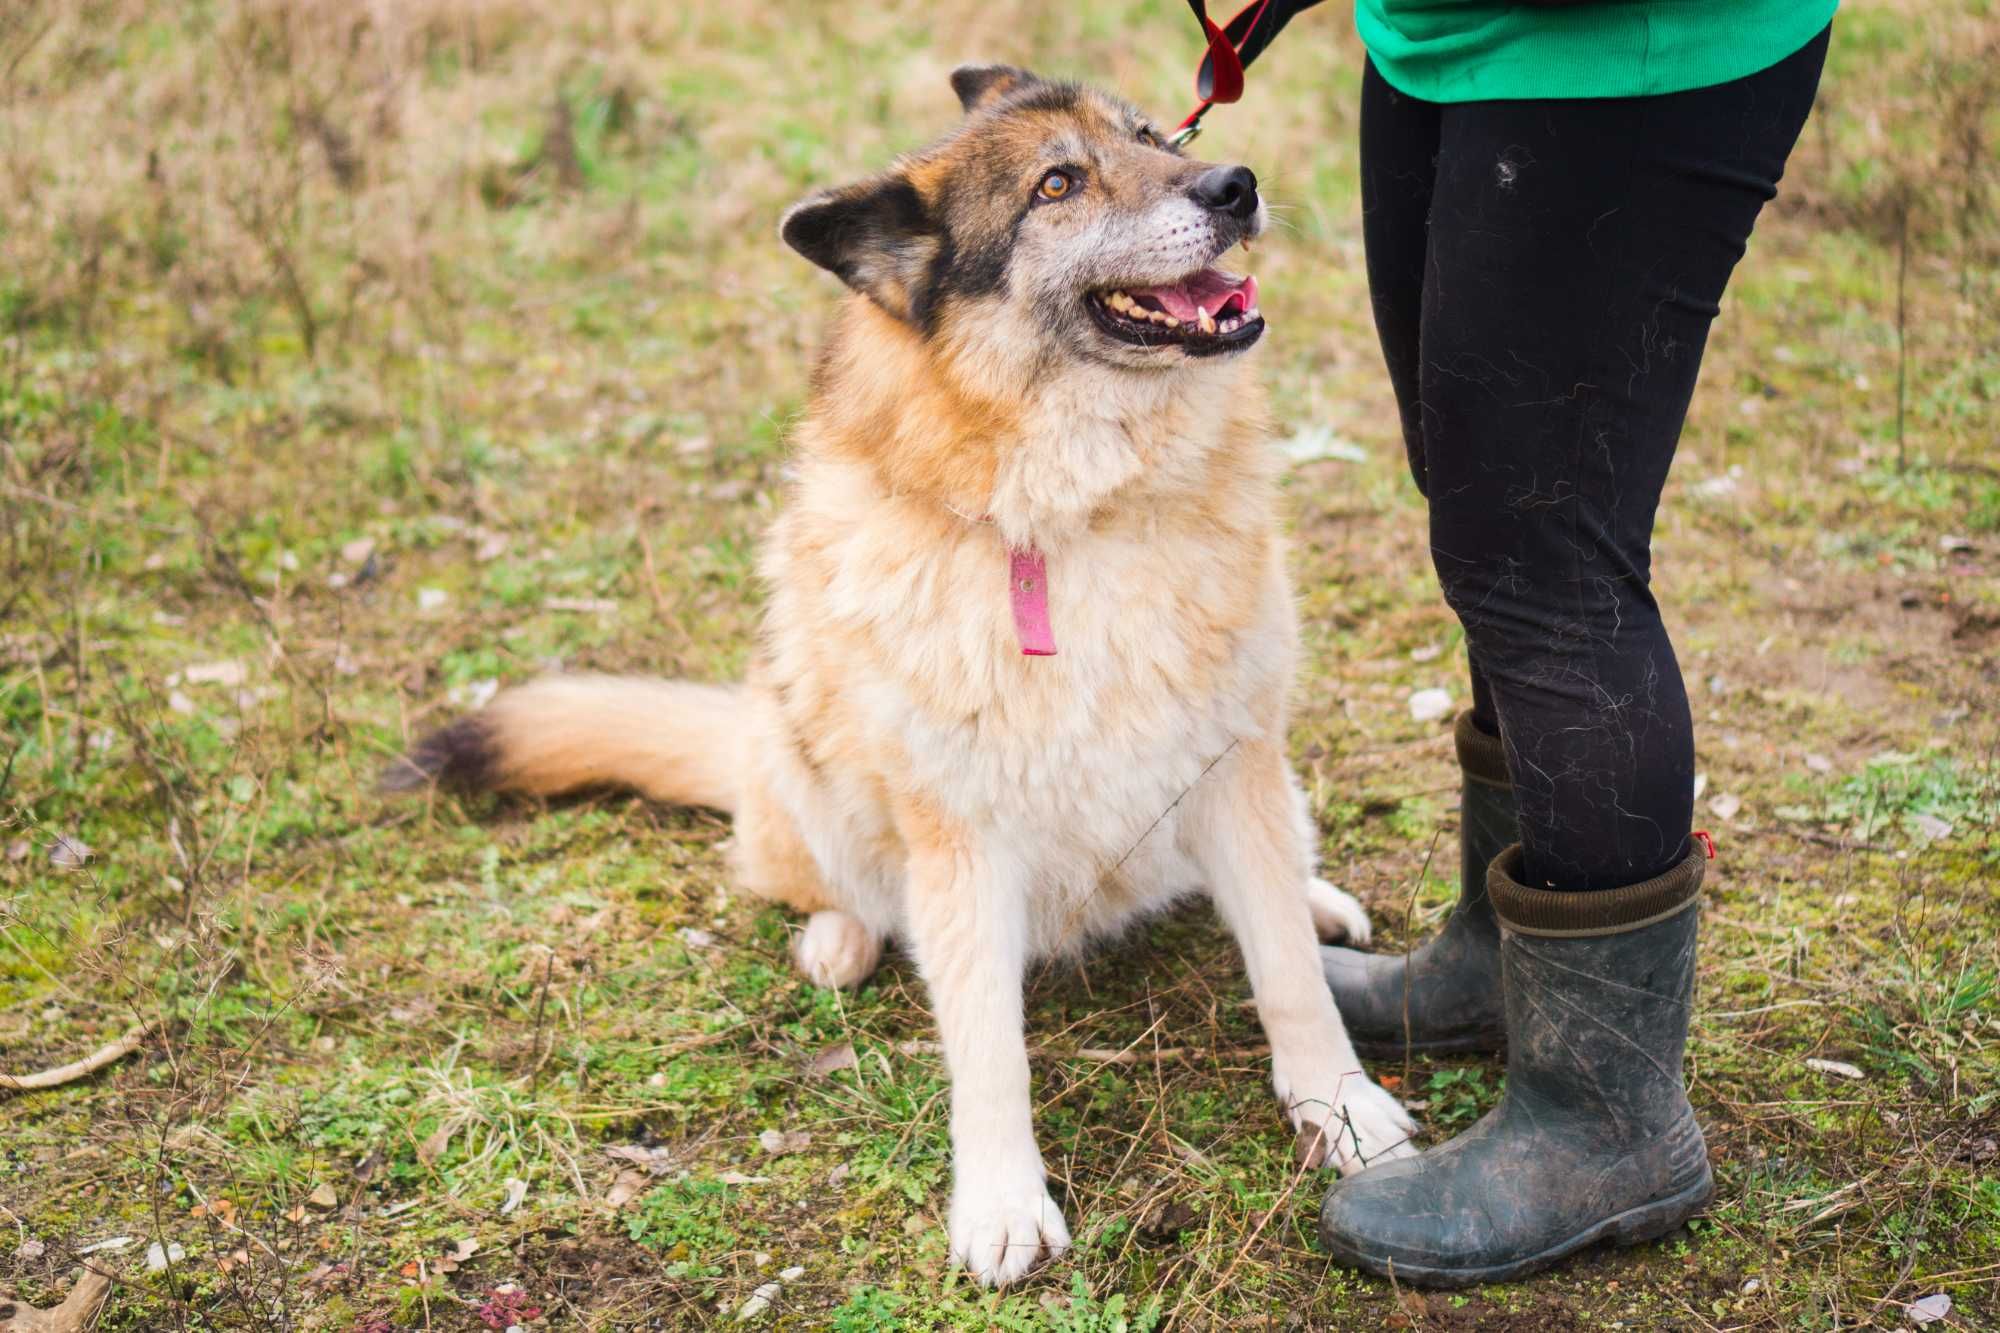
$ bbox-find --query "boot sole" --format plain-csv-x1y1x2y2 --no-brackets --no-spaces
1324,1170,1714,1290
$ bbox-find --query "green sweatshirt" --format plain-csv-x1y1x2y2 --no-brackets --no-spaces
1355,0,1839,102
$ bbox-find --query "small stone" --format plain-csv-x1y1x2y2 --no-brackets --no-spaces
417,588,449,612
1407,688,1453,723
736,1281,782,1321
306,1183,339,1211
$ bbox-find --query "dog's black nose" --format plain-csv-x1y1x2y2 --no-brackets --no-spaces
1190,165,1259,221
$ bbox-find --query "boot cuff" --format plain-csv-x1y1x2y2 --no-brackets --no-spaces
1454,711,1510,789
1488,842,1705,938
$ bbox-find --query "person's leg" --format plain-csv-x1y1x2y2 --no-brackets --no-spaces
1322,28,1829,1284
1323,60,1514,1056
1327,58,1512,1051
1358,57,1440,497
1419,31,1827,891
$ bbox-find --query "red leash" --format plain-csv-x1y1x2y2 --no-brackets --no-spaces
1172,0,1324,146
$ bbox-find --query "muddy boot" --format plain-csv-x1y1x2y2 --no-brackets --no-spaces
1317,840,1713,1288
1321,711,1513,1056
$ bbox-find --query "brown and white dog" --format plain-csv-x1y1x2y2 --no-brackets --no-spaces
387,63,1416,1287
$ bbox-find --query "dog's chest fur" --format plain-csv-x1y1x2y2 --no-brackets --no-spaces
760,396,1294,952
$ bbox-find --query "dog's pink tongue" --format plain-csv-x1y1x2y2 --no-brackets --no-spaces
1132,269,1257,322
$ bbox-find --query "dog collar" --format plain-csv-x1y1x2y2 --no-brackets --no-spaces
944,503,1056,657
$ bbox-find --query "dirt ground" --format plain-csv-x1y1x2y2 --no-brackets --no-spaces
1,1,1996,1328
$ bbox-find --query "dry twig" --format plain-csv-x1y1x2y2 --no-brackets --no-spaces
0,1026,151,1094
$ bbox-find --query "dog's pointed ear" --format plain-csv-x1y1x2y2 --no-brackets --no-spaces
950,63,1034,114
781,172,940,324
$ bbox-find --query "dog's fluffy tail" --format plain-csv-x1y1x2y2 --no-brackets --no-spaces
383,675,744,813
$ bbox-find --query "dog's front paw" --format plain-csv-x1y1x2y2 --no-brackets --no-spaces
1305,877,1372,946
1277,1066,1418,1176
948,1171,1070,1288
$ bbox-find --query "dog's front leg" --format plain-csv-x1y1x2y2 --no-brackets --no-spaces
1188,739,1419,1175
899,813,1068,1288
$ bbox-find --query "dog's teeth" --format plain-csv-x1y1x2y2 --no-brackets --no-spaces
1163,315,1179,328
1197,306,1216,335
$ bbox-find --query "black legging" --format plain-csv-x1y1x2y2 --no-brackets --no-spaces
1359,28,1829,892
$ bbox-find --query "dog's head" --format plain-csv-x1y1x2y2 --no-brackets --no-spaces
782,65,1265,375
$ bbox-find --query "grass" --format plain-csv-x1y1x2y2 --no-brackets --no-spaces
1,0,1997,1328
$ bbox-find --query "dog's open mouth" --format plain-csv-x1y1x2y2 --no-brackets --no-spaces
1087,268,1263,355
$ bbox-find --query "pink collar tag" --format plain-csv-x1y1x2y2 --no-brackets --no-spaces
1009,547,1057,656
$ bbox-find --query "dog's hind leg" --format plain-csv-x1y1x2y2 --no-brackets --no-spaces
731,696,885,989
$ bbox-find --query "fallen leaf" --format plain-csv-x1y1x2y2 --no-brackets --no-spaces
1910,813,1953,841
1805,1058,1866,1081
1708,793,1743,821
605,1144,674,1174
432,1237,478,1274
808,1042,857,1078
146,1240,187,1271
500,1177,529,1215
717,1171,769,1186
757,1129,811,1156
217,1247,250,1273
417,1123,456,1164
48,835,92,869
1139,1197,1197,1241
306,1183,340,1210
605,1168,649,1209
15,1238,46,1260
1906,1293,1952,1325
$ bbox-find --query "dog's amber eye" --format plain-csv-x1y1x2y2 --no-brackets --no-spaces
1037,170,1074,201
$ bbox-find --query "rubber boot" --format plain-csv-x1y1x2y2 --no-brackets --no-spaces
1321,711,1513,1056
1318,840,1713,1288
